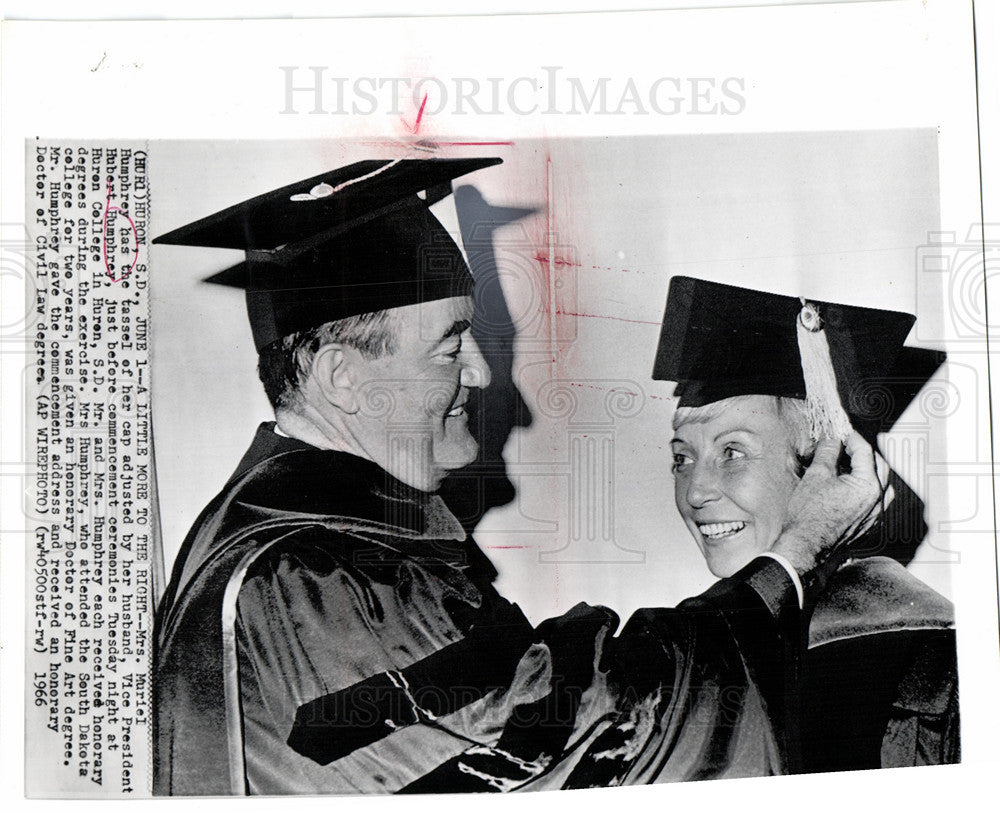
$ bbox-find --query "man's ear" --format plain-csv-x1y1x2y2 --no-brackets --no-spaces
312,343,360,414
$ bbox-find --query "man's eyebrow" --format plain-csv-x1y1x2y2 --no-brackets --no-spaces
438,319,472,342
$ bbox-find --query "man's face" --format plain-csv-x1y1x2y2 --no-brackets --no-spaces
351,296,490,492
671,396,800,577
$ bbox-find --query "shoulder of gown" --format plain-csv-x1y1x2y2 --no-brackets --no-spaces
808,556,954,649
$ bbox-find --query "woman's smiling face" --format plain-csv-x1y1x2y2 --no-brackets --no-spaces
671,395,803,578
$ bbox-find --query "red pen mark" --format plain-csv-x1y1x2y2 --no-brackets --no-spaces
545,157,559,366
534,255,643,275
484,545,532,550
432,141,515,147
533,254,582,268
102,178,139,282
568,382,640,398
402,93,429,134
353,139,514,149
554,309,660,326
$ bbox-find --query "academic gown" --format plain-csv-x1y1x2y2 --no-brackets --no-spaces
154,423,804,796
797,557,960,773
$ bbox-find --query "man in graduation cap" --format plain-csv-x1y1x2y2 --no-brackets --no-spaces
654,276,959,773
152,159,888,795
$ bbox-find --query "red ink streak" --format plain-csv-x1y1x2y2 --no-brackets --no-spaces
401,93,429,134
433,141,515,146
533,254,582,268
564,381,669,402
353,140,515,148
400,93,429,134
535,255,640,275
357,140,424,147
102,178,138,283
414,93,428,132
568,383,640,397
485,545,532,550
554,309,660,326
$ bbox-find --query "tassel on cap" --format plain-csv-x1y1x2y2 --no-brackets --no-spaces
653,277,921,446
796,300,853,442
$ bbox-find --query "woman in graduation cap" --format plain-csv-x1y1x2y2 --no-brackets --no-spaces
654,276,960,773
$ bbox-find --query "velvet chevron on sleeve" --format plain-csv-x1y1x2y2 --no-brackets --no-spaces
153,424,800,795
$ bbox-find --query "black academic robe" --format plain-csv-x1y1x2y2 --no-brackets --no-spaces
154,424,803,795
798,557,959,772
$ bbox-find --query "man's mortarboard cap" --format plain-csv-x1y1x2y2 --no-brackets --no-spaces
652,276,932,443
153,157,502,351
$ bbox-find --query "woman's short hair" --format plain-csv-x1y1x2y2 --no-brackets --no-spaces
672,395,817,475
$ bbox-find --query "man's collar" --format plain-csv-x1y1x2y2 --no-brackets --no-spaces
229,422,317,479
227,422,465,541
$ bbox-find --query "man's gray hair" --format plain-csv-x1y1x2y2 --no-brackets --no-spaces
257,310,398,410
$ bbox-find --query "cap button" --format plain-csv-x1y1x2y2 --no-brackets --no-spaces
798,301,823,333
290,182,335,202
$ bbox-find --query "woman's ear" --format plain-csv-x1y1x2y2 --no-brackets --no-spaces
311,343,360,414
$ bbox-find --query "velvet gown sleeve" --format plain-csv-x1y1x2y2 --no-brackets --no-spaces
233,531,800,794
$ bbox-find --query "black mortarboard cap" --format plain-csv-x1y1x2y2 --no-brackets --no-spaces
153,157,502,351
846,344,946,446
654,276,947,568
652,276,924,443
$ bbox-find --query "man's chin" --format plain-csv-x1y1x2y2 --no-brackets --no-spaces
433,438,480,475
434,452,478,475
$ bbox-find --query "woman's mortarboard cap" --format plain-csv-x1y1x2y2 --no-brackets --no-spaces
652,276,929,442
153,157,502,351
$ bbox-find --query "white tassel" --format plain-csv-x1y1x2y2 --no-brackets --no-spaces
796,300,853,442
